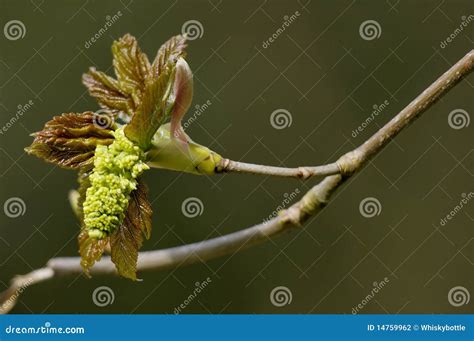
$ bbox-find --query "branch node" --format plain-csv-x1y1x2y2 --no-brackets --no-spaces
279,206,303,227
337,150,365,176
215,158,230,173
297,167,311,180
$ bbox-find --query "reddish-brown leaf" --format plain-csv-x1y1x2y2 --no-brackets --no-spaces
110,180,152,280
82,68,133,116
78,229,109,277
112,34,151,97
25,112,115,169
151,34,187,78
123,66,173,149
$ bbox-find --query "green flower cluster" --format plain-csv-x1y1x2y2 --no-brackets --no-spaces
83,127,149,239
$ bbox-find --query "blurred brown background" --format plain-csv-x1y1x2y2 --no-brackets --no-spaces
0,0,472,314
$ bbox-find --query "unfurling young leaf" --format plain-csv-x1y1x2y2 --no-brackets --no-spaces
111,34,151,100
82,68,133,117
25,112,115,170
78,228,109,277
123,66,174,149
82,34,153,119
151,35,187,78
124,35,188,150
110,181,152,280
170,57,194,144
147,123,222,176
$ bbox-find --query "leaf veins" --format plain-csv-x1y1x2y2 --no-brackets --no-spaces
25,112,115,170
110,180,153,280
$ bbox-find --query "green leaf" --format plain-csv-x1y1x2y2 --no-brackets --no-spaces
78,229,109,277
151,35,187,78
82,68,133,117
112,34,151,98
170,58,193,143
124,67,173,149
147,123,223,175
110,180,152,280
82,34,151,118
124,35,188,149
25,112,115,169
82,34,189,149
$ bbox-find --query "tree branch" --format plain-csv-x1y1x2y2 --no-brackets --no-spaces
215,159,341,179
2,50,472,314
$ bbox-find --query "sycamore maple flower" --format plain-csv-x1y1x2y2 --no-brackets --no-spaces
83,128,149,239
26,34,222,280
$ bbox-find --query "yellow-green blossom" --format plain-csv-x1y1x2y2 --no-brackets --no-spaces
83,127,149,239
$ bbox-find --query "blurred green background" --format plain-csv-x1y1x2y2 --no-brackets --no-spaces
0,0,472,314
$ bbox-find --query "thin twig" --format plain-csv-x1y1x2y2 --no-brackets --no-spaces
2,50,472,314
216,159,340,179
